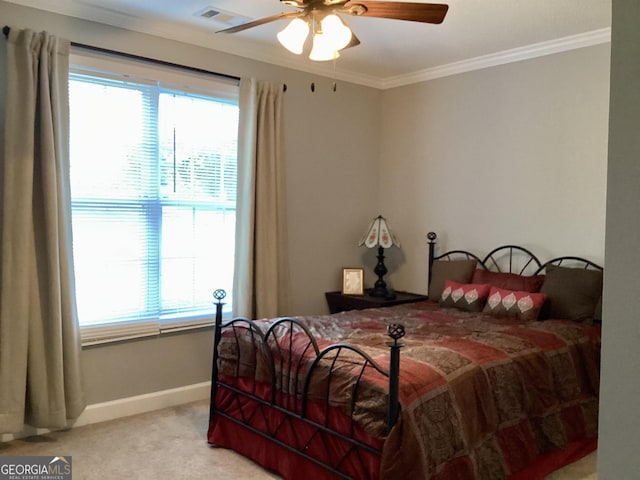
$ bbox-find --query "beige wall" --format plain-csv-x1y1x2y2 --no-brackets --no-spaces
599,0,640,477
2,16,625,480
0,0,380,404
378,44,610,294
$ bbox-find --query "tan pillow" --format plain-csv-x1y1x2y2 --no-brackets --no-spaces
428,259,477,300
539,264,603,321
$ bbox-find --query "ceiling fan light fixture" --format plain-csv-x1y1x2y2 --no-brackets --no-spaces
277,18,310,54
309,31,340,61
217,2,450,62
320,14,352,51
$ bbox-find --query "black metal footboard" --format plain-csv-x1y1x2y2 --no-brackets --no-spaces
208,289,405,479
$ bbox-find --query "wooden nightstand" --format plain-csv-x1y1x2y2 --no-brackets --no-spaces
325,290,429,314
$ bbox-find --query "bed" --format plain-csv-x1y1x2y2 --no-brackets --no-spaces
207,232,603,479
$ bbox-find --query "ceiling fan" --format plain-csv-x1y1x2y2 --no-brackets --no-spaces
217,1,449,61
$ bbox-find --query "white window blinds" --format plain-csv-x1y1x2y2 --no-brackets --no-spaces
69,53,238,344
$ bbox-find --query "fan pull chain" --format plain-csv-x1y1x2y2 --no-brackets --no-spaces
333,58,338,92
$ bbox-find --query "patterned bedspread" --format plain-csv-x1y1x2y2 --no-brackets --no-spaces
216,301,600,479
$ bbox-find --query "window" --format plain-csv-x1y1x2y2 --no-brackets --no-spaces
69,53,238,343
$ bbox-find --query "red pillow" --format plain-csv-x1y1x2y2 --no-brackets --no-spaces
439,280,491,312
471,269,545,293
482,286,547,321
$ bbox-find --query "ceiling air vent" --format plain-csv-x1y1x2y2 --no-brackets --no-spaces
196,6,251,27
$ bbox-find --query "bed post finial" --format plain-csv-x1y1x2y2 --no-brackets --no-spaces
428,232,437,288
212,289,226,332
387,323,406,344
386,323,406,433
209,289,227,422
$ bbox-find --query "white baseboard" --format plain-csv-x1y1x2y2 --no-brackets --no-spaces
73,381,211,427
1,381,211,442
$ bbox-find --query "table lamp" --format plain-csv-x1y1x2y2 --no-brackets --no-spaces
358,215,400,297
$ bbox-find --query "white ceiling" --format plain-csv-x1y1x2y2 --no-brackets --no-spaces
5,0,612,88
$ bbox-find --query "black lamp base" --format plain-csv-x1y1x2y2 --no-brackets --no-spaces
369,246,389,297
369,285,389,297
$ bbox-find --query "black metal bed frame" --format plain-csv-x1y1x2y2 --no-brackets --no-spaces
209,232,603,479
208,289,406,479
427,231,545,281
427,230,602,277
206,231,449,478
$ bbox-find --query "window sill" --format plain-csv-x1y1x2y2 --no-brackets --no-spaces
80,315,226,347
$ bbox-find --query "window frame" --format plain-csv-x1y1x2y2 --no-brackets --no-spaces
69,49,239,346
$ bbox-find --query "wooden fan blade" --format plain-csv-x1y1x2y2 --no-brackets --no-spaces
345,1,448,24
280,0,310,6
216,12,298,34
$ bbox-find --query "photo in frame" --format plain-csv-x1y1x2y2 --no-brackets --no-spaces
342,268,364,295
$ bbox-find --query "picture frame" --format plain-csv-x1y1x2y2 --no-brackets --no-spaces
342,268,364,295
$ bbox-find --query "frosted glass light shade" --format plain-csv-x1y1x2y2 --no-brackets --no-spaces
309,32,340,61
277,18,310,55
320,14,352,51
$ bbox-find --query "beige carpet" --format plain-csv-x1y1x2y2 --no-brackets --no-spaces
0,400,596,479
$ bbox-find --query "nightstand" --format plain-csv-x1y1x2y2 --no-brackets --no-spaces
325,290,429,314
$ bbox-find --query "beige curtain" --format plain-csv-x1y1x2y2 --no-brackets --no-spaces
0,29,85,433
233,78,289,319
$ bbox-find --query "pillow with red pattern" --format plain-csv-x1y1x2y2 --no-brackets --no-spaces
482,286,547,321
439,280,491,312
471,269,545,293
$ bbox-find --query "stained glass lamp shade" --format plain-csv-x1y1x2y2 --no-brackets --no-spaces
358,215,400,297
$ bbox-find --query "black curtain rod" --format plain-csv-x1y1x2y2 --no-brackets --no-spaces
3,25,287,92
71,42,241,84
3,25,245,86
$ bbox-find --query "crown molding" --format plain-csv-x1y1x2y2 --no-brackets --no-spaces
72,19,610,90
3,0,384,88
3,0,611,90
108,18,385,88
380,27,612,90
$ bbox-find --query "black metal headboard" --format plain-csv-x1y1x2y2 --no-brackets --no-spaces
427,232,481,286
427,232,543,286
482,245,542,275
427,231,603,287
534,256,603,274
